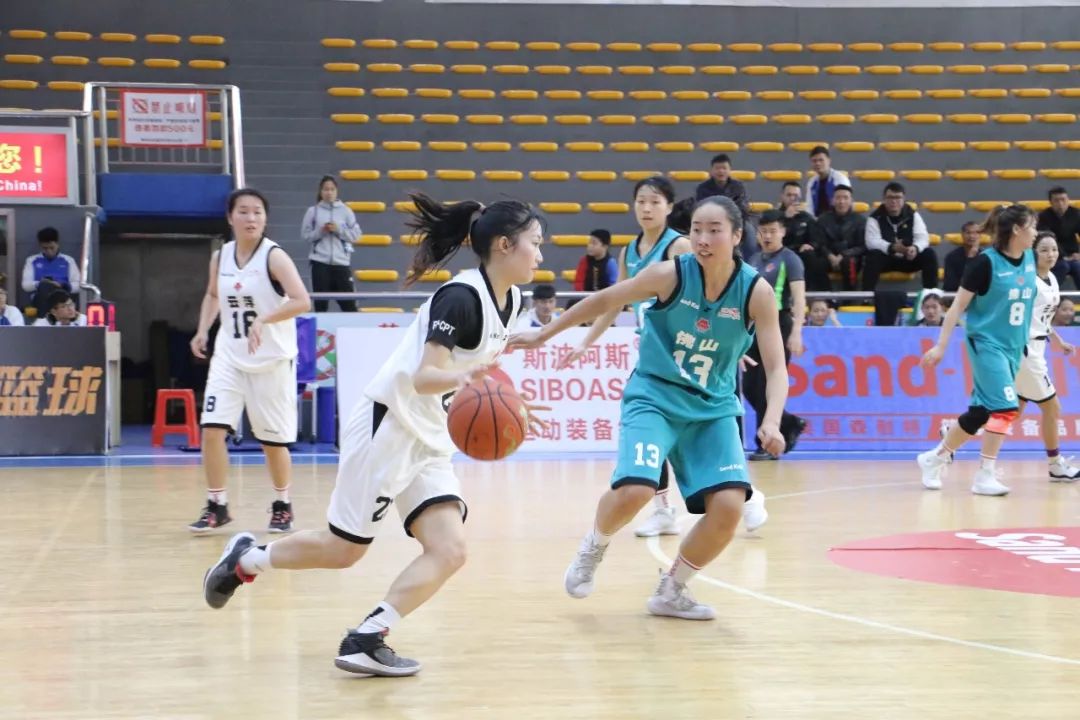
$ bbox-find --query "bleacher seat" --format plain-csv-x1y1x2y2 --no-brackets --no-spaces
100,32,136,42
354,270,399,282
484,170,523,181
8,29,47,39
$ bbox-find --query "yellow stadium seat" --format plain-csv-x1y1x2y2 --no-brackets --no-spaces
853,170,896,181
730,171,757,182
487,41,520,51
700,141,740,152
445,40,479,51
436,169,476,181
98,56,136,67
668,171,708,182
1022,200,1054,211
849,43,884,52
458,89,495,99
924,141,965,151
561,269,578,283
356,234,392,246
428,141,466,151
417,88,452,99
1038,114,1077,123
619,65,654,75
354,270,399,283
946,170,989,180
879,272,918,282
611,235,636,246
1016,141,1056,151
347,201,386,213
762,170,802,182
414,270,452,283
921,202,966,212
889,42,925,52
731,115,768,125
659,66,695,75
517,142,555,152
749,202,774,213
577,171,617,182
656,142,695,152
539,202,581,213
387,170,428,181
949,64,987,74
729,43,763,53
773,114,812,124
861,114,899,124
8,29,47,39
630,90,667,100
1034,64,1070,73
866,65,902,75
510,115,548,125
992,169,1037,180
341,170,380,181
51,55,89,65
530,171,570,181
588,90,625,100
329,87,365,97
475,141,513,151
993,114,1031,124
1052,41,1080,50
1013,88,1052,98
769,43,803,52
783,65,820,75
905,114,944,124
331,114,369,124
969,89,1008,99
673,91,710,101
362,39,397,49
1040,169,1080,180
324,62,359,72
908,65,944,75
742,65,779,75
825,66,862,75
47,81,83,91
567,42,600,52
841,90,879,100
809,43,843,52
948,114,988,124
970,141,1010,151
835,141,875,152
321,38,355,48
970,42,1006,52
945,230,992,244
404,40,438,50
1057,89,1080,98
607,42,642,52
800,90,838,100
555,115,591,125
648,43,682,52
451,64,486,75
1013,42,1047,51
336,141,374,151
399,234,420,245
378,114,415,124
4,54,44,64
991,64,1028,74
366,63,401,73
716,91,752,101
758,90,795,101
786,142,825,152
701,66,737,75
688,43,723,53
553,235,589,246
532,270,556,283
929,234,942,245
577,65,614,75
536,65,571,75
928,89,967,99
100,32,135,42
466,115,504,125
542,90,577,100
372,88,408,98
644,115,680,125
1063,141,1080,150
410,64,445,74
146,34,181,44
190,34,225,45
566,142,603,152
599,115,636,125
589,202,630,213
493,65,529,75
622,171,661,181
901,170,943,180
885,89,922,100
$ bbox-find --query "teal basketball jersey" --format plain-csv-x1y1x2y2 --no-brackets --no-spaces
965,248,1036,356
631,253,760,420
625,226,683,327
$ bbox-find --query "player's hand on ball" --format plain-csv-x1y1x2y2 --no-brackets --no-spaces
457,362,498,389
920,344,944,368
757,421,785,457
247,319,264,354
507,330,545,351
190,332,209,359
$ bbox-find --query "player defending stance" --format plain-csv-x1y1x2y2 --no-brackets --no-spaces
189,188,311,533
514,196,788,619
1012,231,1079,480
203,194,546,677
918,204,1038,495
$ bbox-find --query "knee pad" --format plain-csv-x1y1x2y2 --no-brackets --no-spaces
986,409,1018,435
957,406,990,435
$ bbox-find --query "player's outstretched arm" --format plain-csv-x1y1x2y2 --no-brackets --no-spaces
748,280,788,456
921,288,974,368
570,246,631,355
412,342,495,396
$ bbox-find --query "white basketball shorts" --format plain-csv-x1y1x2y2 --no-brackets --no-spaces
1015,338,1056,403
201,356,298,445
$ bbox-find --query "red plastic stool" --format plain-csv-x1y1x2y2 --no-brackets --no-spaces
152,389,200,449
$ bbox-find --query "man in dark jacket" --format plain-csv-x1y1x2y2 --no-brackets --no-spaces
862,182,938,290
942,221,983,292
810,185,866,290
695,153,757,258
779,182,829,291
1037,186,1080,289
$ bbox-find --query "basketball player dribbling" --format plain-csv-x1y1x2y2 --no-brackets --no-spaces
189,188,311,534
202,194,547,677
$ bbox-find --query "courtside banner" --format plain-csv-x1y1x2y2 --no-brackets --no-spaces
0,327,108,455
0,126,77,205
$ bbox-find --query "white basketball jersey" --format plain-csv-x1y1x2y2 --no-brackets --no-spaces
1029,272,1060,340
215,238,298,372
365,269,521,454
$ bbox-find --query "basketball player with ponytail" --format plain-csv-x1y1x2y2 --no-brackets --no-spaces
919,204,1038,495
202,193,547,677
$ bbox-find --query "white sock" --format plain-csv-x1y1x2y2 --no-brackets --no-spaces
980,455,996,472
238,544,273,575
208,488,227,505
589,525,614,549
669,554,701,585
357,602,401,635
274,486,290,503
653,489,671,510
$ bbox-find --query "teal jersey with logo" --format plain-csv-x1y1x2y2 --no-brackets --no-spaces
630,253,760,421
965,248,1036,356
625,226,683,327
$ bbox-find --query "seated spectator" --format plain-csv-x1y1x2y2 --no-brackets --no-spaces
915,288,945,326
807,298,841,327
694,153,757,257
943,221,983,292
0,286,24,326
574,229,618,291
1037,186,1080,289
805,146,851,217
1054,298,1076,327
811,185,866,291
22,227,81,317
516,284,559,330
32,290,87,327
863,182,938,290
780,182,829,291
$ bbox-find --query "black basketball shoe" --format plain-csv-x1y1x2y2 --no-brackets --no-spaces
189,500,233,533
335,630,421,677
203,532,257,609
268,500,293,533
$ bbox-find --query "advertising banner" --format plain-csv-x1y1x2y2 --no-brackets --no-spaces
0,126,77,204
120,89,208,147
0,327,108,455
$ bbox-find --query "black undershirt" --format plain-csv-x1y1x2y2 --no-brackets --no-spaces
424,267,515,350
960,251,1024,296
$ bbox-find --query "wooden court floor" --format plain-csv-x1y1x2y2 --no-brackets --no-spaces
1,456,1079,720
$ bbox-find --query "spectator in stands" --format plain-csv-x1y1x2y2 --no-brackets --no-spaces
863,182,938,290
22,227,80,317
779,182,828,291
812,184,866,291
1037,187,1080,289
32,290,86,326
916,289,944,327
516,284,559,330
807,299,841,327
805,146,851,218
695,153,756,258
1054,298,1076,327
0,286,24,326
943,221,983,292
574,229,618,291
302,175,361,312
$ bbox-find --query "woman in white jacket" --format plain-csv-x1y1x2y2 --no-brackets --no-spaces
302,175,362,311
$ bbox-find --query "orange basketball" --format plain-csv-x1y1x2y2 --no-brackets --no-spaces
447,376,529,460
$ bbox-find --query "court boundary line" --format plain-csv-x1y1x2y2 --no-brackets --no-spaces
645,481,1080,666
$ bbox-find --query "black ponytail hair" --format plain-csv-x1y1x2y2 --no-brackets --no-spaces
632,174,676,204
227,187,269,215
667,197,696,235
405,192,546,285
316,175,338,203
979,203,1035,251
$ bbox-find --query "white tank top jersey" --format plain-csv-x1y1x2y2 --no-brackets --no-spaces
1029,272,1060,341
215,238,298,372
365,268,521,454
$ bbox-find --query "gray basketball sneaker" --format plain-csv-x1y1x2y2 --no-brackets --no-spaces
335,630,421,677
564,535,607,599
646,574,716,621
